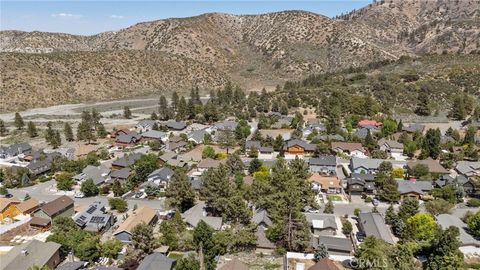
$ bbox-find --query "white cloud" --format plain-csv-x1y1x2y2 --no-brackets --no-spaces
51,13,83,19
109,15,124,19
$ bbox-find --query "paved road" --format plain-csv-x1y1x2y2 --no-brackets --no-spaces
8,180,166,210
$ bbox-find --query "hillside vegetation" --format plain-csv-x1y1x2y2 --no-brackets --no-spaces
0,0,479,112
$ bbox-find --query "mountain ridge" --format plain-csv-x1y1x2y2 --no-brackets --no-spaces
1,1,479,112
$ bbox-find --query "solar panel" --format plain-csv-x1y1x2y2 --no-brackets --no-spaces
86,205,97,214
90,216,105,223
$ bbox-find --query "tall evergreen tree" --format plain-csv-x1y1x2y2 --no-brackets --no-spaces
123,106,132,119
64,122,74,141
0,119,7,136
165,171,196,212
14,112,24,130
27,121,38,137
421,128,441,159
158,95,170,120
171,91,179,111
415,92,430,116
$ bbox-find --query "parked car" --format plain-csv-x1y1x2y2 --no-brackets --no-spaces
74,192,85,198
356,232,366,242
372,199,379,206
133,192,144,199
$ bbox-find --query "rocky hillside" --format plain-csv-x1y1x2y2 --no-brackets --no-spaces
1,0,479,112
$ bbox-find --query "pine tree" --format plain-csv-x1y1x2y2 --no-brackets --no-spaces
96,123,108,138
64,123,74,141
45,122,55,145
77,120,96,144
415,91,430,116
27,121,38,137
165,171,196,212
52,131,62,149
123,106,132,119
150,112,158,120
14,112,25,130
323,200,334,214
171,91,179,111
158,95,170,120
314,243,329,261
0,119,7,136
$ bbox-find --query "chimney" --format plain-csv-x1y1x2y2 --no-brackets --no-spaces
21,249,28,256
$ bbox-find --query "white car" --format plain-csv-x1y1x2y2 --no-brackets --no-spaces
74,192,85,198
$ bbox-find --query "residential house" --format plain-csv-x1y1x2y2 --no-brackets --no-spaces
456,161,480,177
346,173,376,195
271,116,293,129
0,197,21,220
350,157,406,174
436,214,480,255
138,252,176,270
197,158,221,173
33,195,74,221
311,235,353,256
308,156,337,175
304,213,338,236
377,138,404,160
111,153,143,170
147,167,175,191
258,147,275,159
307,258,341,270
358,119,382,128
407,159,449,176
435,175,477,195
136,120,157,133
0,143,32,159
315,134,345,142
308,174,342,194
109,168,132,184
217,258,249,270
187,129,208,144
358,212,395,244
353,128,371,140
113,207,158,243
17,198,40,215
331,142,366,158
115,131,142,147
0,240,61,270
397,179,433,200
73,201,114,233
283,139,316,157
252,208,275,253
141,130,168,143
212,120,238,131
27,153,58,176
165,121,187,131
182,202,222,230
43,148,75,161
167,136,188,153
73,165,111,186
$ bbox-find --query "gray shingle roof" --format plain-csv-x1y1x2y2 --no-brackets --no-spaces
187,130,208,143
166,121,187,130
312,236,353,253
436,214,480,247
147,167,174,182
0,240,61,270
214,120,238,130
309,156,336,166
358,212,394,244
304,213,338,230
245,140,261,149
182,202,222,230
55,261,87,270
456,161,480,177
252,208,272,227
110,167,131,180
0,143,32,158
138,253,176,270
351,157,406,171
396,180,432,195
112,153,143,168
142,130,167,140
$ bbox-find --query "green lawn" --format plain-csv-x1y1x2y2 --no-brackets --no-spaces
168,252,184,260
327,195,342,201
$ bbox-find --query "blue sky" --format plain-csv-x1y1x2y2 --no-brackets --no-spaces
1,1,371,35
